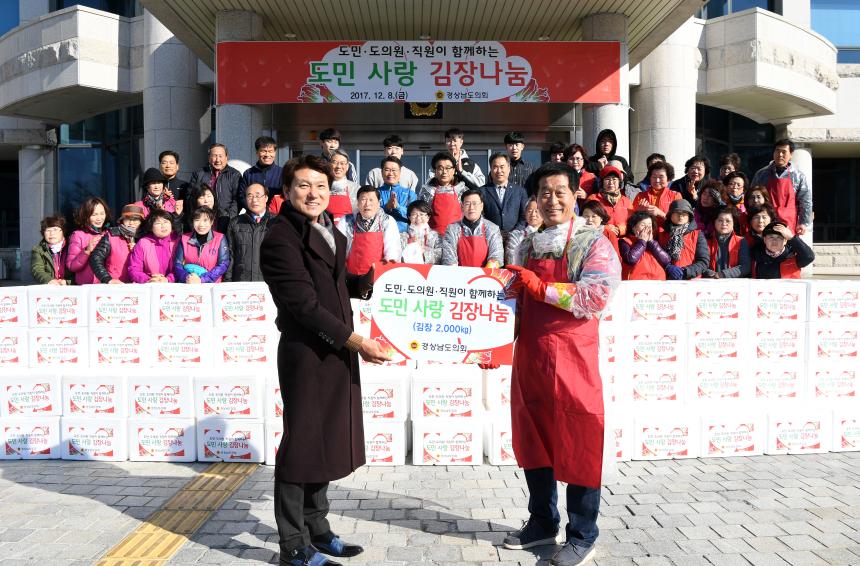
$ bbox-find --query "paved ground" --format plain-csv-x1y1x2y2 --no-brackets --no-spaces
1,453,860,566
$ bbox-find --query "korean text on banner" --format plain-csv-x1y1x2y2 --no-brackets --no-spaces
370,264,516,364
217,41,621,105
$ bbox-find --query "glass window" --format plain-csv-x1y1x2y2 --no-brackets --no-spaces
700,0,776,19
0,3,19,36
813,158,860,242
812,0,860,49
58,147,104,223
52,0,141,17
838,49,860,63
695,103,774,181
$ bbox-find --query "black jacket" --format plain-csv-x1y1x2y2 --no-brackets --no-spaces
164,176,190,201
750,237,815,279
225,212,274,282
480,183,529,233
188,165,242,219
586,128,631,178
260,203,371,483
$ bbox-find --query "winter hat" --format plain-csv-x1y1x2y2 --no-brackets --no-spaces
140,167,165,188
120,204,145,222
668,199,694,216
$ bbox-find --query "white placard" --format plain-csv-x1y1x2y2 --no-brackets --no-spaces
1,417,61,459
412,418,483,465
0,287,27,327
28,287,87,327
700,412,766,458
2,375,60,417
214,329,278,366
364,421,409,465
61,417,128,461
807,323,860,361
127,375,194,418
632,415,699,460
29,328,88,367
149,284,212,326
687,280,749,321
749,280,808,321
0,328,29,368
211,283,277,325
88,287,150,326
63,376,126,417
412,364,481,418
89,329,150,367
623,281,687,323
151,327,212,368
194,376,263,420
807,281,860,321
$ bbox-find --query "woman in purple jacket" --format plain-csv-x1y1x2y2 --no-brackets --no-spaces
173,206,231,284
128,209,179,283
66,197,112,285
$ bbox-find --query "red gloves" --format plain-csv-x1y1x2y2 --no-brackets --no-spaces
506,265,547,302
477,363,501,370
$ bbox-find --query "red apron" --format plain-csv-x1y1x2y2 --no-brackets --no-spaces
430,190,461,235
767,167,798,233
456,224,489,267
346,230,384,275
327,194,353,219
511,223,604,488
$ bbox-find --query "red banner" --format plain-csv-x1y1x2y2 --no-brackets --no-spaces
217,40,620,104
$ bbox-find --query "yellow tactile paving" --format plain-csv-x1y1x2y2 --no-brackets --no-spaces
94,462,258,566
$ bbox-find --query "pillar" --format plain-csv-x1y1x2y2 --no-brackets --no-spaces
630,19,700,182
215,10,266,167
19,0,50,24
581,13,629,163
18,146,55,283
143,10,210,173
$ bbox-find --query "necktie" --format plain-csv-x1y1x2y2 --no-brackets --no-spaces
497,186,505,201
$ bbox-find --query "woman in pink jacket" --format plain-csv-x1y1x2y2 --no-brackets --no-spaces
127,209,179,283
89,205,144,284
66,196,111,285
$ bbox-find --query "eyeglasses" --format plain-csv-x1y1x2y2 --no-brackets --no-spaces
462,201,482,208
247,194,267,200
435,166,455,172
570,156,584,162
409,212,429,219
331,160,348,167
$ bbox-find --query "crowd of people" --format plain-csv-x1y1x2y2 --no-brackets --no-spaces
30,127,815,287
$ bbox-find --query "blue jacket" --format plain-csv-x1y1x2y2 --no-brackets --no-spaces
240,162,283,199
480,183,529,233
378,184,418,232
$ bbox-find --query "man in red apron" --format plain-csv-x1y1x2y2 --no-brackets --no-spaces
342,186,402,275
418,152,467,236
750,139,812,235
502,163,621,566
440,189,504,267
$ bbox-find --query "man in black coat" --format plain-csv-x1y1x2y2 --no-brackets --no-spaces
260,155,389,566
188,143,242,223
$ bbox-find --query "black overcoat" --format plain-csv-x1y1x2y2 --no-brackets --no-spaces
260,202,367,482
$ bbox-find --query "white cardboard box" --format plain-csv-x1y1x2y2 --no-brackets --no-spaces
411,364,481,418
0,328,28,368
687,280,749,321
598,322,619,365
749,280,809,322
412,418,483,465
214,329,278,366
688,366,752,403
0,417,61,459
610,416,634,462
194,376,263,420
482,366,512,412
149,284,212,326
749,325,807,362
265,419,283,466
622,323,687,367
752,364,805,401
266,378,283,421
361,367,411,421
623,281,688,323
61,417,128,461
63,376,126,417
89,329,150,368
126,375,194,418
2,374,61,417
29,328,88,368
807,281,860,321
483,417,516,466
628,364,686,406
128,418,196,462
688,324,747,363
831,406,860,452
364,420,409,466
601,288,626,324
196,419,265,463
88,286,150,326
151,327,212,368
766,409,831,455
807,323,860,362
0,287,28,327
211,283,277,325
632,414,699,460
28,286,87,327
807,365,859,400
699,412,766,458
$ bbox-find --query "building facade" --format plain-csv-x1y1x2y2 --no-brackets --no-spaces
0,0,857,280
